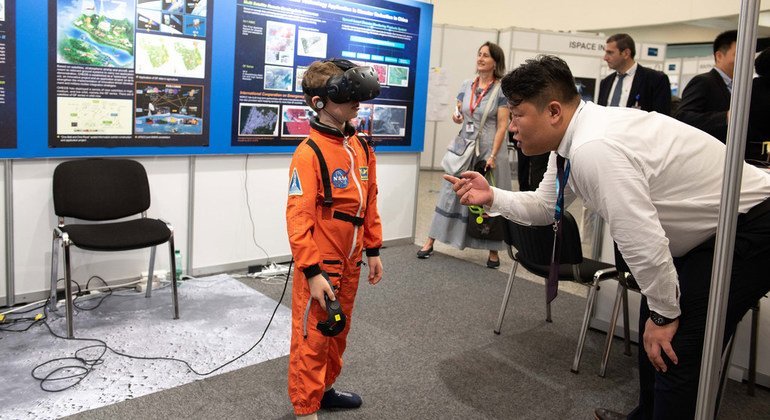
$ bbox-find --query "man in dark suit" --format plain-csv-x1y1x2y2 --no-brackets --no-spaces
747,47,770,161
598,33,672,115
674,30,737,143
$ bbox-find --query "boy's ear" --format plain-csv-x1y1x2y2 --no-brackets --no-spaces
310,95,324,110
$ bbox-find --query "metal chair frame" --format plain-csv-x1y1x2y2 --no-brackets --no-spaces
48,159,179,338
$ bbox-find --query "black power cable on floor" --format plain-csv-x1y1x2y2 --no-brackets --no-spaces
27,262,292,392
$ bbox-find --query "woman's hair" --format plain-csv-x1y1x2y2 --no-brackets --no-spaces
501,55,579,109
755,47,770,78
478,41,506,79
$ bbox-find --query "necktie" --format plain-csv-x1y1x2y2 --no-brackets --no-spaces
609,73,626,107
547,155,571,303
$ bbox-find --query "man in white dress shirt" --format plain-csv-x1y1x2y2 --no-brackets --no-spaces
446,55,770,420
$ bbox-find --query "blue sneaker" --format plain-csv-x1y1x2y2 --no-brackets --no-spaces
320,388,363,409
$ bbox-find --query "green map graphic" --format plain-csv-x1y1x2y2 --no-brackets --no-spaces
145,44,170,68
73,13,134,55
175,43,202,71
59,37,112,66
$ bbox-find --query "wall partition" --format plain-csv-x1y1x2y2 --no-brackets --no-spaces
2,0,433,308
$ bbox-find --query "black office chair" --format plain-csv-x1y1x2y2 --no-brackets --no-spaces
602,244,761,390
493,211,620,374
598,244,637,377
49,158,179,338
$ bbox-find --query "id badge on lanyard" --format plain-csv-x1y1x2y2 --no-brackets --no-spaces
465,121,475,133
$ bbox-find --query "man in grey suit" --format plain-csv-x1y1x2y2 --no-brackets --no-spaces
674,30,737,143
598,33,672,115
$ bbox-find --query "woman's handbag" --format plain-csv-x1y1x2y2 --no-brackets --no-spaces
440,82,501,176
466,161,505,241
441,133,476,176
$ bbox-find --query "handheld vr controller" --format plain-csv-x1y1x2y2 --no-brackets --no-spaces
316,272,346,337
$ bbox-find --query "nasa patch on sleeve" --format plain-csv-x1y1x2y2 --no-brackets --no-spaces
288,168,303,196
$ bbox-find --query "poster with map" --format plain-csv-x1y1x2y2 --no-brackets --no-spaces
0,0,17,148
231,0,422,147
49,0,213,147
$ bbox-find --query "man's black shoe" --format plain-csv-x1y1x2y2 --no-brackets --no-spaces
594,408,626,420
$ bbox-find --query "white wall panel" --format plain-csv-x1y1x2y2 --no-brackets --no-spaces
9,152,418,299
11,158,188,299
192,155,292,270
427,25,498,170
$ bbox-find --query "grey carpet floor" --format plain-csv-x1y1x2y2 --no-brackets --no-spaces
58,244,769,419
0,274,291,420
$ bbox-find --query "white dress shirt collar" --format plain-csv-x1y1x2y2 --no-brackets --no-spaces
621,62,638,78
557,100,586,159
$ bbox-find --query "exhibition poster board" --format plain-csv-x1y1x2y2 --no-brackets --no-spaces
48,0,213,148
11,0,432,158
231,0,425,150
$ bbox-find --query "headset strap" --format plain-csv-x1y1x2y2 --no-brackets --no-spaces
305,136,369,208
357,136,370,163
305,139,334,207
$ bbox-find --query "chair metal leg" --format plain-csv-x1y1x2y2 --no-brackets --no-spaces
715,334,735,418
145,246,157,298
621,279,632,356
49,233,61,312
546,301,552,323
748,302,759,396
168,235,179,320
63,238,75,338
571,276,601,373
494,261,518,334
600,283,625,377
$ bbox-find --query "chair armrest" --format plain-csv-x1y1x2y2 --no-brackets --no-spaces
593,267,618,281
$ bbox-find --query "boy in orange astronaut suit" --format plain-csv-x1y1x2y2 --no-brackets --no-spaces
285,59,384,419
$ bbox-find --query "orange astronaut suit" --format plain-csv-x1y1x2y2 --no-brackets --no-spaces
285,119,382,415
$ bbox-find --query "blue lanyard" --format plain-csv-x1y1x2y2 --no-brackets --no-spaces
554,155,571,225
547,154,571,304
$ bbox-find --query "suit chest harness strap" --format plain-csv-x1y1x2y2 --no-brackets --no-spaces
305,137,369,226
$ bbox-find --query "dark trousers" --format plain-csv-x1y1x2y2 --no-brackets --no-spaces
629,199,770,419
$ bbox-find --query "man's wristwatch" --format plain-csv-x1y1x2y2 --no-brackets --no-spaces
649,311,677,326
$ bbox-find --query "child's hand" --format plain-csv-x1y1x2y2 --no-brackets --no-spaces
308,273,335,308
368,256,383,285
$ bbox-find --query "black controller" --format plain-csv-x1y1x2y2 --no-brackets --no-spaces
316,272,346,336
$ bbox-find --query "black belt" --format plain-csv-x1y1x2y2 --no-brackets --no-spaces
333,211,365,226
738,195,770,227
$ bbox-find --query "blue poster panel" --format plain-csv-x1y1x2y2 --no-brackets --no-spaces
48,0,213,148
0,0,16,149
231,0,422,148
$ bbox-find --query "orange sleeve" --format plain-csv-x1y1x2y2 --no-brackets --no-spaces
286,144,322,276
362,141,383,256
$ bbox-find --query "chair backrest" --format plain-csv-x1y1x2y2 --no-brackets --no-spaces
503,211,583,266
53,159,151,221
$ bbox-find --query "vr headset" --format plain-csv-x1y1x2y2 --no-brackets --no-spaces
302,59,381,105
